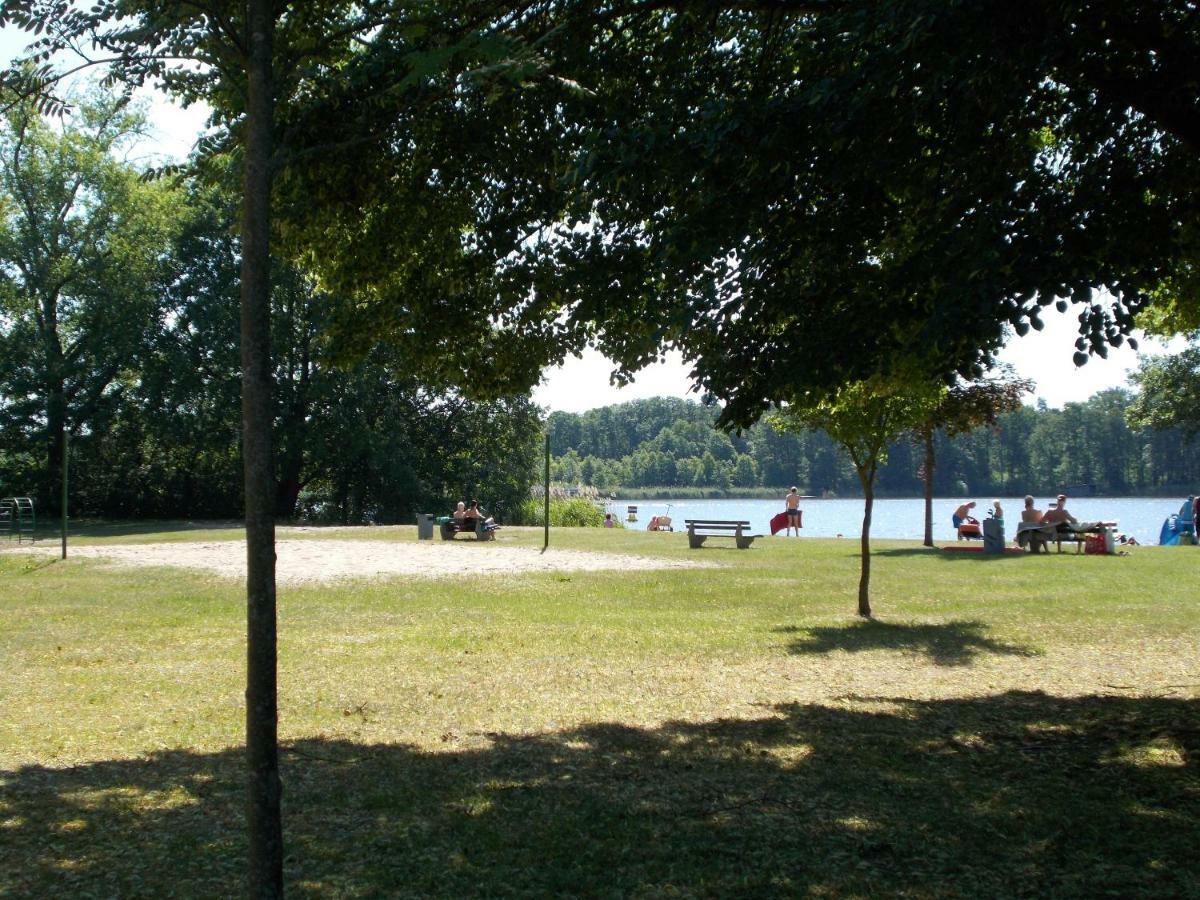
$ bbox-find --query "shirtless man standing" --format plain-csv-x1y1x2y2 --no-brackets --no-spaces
784,487,802,536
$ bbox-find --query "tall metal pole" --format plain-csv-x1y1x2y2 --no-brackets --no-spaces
543,432,550,550
61,425,68,559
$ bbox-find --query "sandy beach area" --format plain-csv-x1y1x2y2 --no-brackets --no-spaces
2,536,712,585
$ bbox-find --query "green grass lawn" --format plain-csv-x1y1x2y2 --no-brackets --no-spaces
1,526,1197,897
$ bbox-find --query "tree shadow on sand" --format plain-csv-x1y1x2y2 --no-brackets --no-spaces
777,619,1037,666
2,692,1196,897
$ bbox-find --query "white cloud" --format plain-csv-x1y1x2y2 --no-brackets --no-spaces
532,348,700,412
995,307,1182,408
536,309,1183,414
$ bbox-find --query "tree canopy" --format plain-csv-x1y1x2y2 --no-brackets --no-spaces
506,1,1200,427
0,90,181,510
1126,345,1200,443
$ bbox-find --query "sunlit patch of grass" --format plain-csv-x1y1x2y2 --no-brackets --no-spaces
1117,737,1188,769
835,815,877,832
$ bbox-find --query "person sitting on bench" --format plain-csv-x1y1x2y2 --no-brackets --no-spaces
1020,496,1043,525
452,501,467,523
1042,495,1078,533
1016,495,1052,553
467,500,499,532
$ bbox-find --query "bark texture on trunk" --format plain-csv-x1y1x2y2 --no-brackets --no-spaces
45,387,65,513
241,0,283,895
923,428,935,548
857,464,874,618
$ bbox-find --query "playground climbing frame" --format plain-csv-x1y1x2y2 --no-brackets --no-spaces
1,497,36,542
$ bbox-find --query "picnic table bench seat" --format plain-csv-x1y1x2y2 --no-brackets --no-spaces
1015,521,1056,553
1049,521,1117,554
685,519,761,550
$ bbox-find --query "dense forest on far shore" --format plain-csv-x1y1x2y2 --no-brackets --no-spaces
547,394,1200,498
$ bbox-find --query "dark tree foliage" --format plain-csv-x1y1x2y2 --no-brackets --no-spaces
18,183,544,524
503,1,1200,429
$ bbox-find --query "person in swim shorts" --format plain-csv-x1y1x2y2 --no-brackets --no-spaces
784,487,802,536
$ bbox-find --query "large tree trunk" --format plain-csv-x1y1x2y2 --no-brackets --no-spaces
857,465,874,618
275,467,304,520
44,384,66,515
241,1,283,895
274,414,306,519
922,427,935,548
42,306,66,514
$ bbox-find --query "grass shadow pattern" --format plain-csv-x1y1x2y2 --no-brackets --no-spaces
1,692,1196,897
779,618,1038,666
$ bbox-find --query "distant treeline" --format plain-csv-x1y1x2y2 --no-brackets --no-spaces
547,394,1200,497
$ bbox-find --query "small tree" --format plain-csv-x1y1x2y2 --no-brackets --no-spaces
914,370,1033,547
773,377,941,617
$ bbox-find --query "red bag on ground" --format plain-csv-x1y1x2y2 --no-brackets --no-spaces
1084,534,1107,555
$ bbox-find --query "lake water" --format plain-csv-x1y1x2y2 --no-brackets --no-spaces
610,496,1193,544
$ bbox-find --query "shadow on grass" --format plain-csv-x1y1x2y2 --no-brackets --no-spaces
778,619,1037,666
875,546,1029,562
49,520,245,539
2,692,1196,897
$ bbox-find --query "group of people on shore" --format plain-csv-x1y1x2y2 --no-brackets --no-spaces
954,494,1077,530
952,492,1134,552
1013,494,1076,553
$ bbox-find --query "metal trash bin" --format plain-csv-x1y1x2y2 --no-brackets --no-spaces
982,517,1005,554
416,513,435,540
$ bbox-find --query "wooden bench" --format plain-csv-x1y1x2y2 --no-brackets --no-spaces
685,519,761,550
1050,522,1116,554
439,517,495,541
1015,522,1055,553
